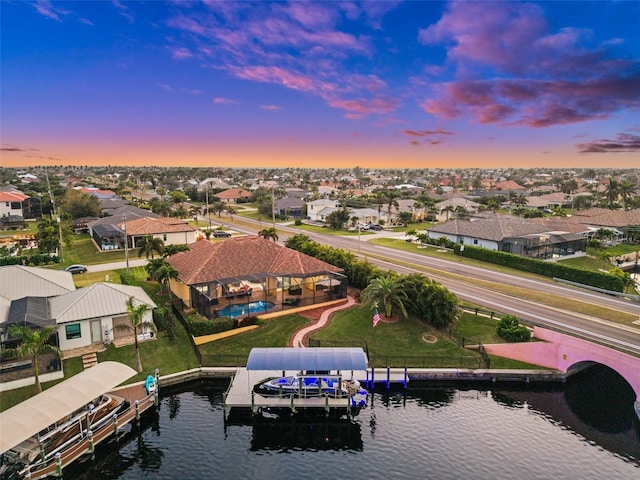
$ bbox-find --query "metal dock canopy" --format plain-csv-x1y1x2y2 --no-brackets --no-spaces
0,361,136,455
246,347,368,371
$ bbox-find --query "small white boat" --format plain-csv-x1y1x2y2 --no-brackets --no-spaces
257,374,367,409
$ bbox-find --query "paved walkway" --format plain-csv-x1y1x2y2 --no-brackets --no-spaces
289,295,357,348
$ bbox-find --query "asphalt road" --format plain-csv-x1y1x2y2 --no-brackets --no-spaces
86,214,640,355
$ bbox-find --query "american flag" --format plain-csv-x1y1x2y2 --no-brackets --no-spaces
373,308,381,328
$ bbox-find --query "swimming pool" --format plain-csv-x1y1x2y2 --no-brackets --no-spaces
218,301,275,318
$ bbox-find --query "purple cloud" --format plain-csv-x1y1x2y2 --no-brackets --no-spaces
576,133,640,154
403,129,453,137
261,105,282,111
166,2,396,120
418,1,640,127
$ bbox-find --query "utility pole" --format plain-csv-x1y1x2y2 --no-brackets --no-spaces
206,184,211,230
271,186,276,227
45,169,63,261
123,214,129,273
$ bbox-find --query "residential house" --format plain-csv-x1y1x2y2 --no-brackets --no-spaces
167,236,346,319
120,217,197,250
88,206,160,250
46,282,156,351
275,197,305,218
426,214,586,259
213,188,252,204
307,199,340,222
434,198,481,221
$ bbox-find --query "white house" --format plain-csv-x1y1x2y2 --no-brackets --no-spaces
306,199,339,221
48,283,156,352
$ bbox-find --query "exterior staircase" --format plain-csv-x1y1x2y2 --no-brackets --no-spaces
82,352,98,369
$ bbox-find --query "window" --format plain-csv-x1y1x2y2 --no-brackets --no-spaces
163,233,167,241
473,239,479,245
195,285,209,295
65,324,81,340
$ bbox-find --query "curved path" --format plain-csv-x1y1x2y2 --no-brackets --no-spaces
289,295,357,348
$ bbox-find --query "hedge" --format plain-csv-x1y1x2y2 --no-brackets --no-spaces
185,312,234,336
0,254,60,266
453,244,624,292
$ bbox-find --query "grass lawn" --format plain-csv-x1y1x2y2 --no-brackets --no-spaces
558,255,608,271
367,238,639,325
197,315,312,365
97,327,200,384
293,223,376,236
62,234,126,266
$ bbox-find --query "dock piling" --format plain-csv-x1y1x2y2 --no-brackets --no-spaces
112,413,118,435
55,453,62,477
135,400,140,422
87,430,94,454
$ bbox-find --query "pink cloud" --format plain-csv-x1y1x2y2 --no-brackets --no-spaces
328,97,399,119
34,0,71,22
232,66,315,92
169,47,195,60
260,105,282,111
213,97,239,105
157,83,172,92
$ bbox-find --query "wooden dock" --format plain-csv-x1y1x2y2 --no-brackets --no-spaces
21,383,157,479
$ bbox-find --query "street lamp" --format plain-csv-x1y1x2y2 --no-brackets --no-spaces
358,225,361,253
123,214,129,273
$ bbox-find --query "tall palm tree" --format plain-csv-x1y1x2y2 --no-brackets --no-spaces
7,325,62,394
189,205,201,228
604,178,620,208
153,262,179,303
225,205,237,220
360,273,409,319
123,297,156,373
36,218,60,254
137,235,164,259
258,227,279,242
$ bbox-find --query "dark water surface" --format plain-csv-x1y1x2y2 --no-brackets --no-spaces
66,366,640,479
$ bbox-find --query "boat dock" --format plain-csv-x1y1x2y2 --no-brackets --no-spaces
0,362,159,480
24,384,157,479
222,347,402,416
223,365,408,415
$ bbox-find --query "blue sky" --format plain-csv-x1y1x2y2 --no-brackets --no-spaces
2,0,639,169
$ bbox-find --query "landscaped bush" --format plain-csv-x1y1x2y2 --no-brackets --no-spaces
453,244,624,292
185,311,234,336
0,254,60,266
496,315,532,342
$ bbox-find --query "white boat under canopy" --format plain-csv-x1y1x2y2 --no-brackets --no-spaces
0,361,136,455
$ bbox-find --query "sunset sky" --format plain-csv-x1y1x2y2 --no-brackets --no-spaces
2,0,639,169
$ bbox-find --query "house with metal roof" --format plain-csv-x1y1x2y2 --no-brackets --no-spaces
166,236,346,319
47,282,156,352
0,266,76,340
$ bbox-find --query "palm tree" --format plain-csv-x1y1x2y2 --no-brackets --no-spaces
36,218,60,254
189,205,201,228
604,178,620,208
258,227,279,242
212,201,225,218
360,273,409,319
145,257,165,280
225,204,237,220
619,180,635,210
153,262,179,303
137,235,164,259
7,325,62,394
423,284,462,329
123,297,156,373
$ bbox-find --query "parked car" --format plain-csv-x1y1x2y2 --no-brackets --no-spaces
369,224,383,231
64,264,88,274
213,230,231,238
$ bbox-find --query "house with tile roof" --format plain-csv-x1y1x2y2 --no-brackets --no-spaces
427,214,586,259
166,236,346,319
213,188,252,204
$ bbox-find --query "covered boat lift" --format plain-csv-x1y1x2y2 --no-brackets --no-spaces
0,361,157,479
224,348,369,417
0,361,136,456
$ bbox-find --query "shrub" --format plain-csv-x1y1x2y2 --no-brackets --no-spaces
294,219,303,226
496,315,531,342
185,311,234,336
153,307,168,330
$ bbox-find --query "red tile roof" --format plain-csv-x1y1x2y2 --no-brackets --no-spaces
0,191,28,202
167,236,342,285
123,217,196,235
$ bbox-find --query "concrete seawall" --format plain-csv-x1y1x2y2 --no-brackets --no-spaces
155,367,566,389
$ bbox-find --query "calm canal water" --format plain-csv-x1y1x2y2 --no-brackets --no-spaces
66,365,639,479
